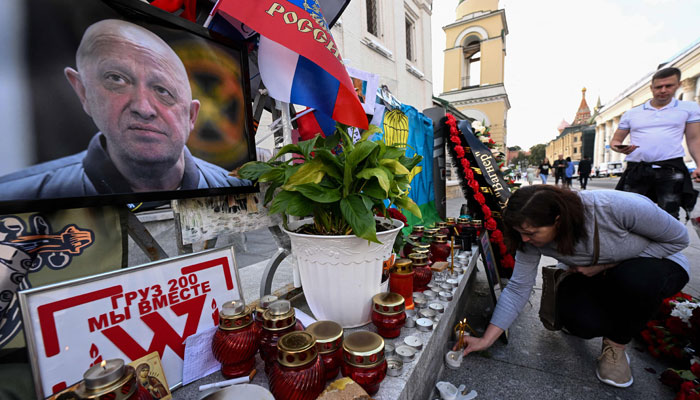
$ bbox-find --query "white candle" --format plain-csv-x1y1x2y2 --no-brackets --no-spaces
445,350,463,369
222,300,245,316
83,359,125,390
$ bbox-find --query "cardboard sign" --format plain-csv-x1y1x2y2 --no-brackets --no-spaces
19,246,243,398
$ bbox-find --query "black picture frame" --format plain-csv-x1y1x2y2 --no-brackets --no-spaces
478,230,509,343
0,0,258,214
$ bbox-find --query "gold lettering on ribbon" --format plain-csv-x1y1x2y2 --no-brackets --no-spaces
283,11,298,24
266,2,285,16
264,2,342,60
479,152,506,204
297,18,313,33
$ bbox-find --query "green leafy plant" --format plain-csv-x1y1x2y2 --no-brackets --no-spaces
239,125,422,244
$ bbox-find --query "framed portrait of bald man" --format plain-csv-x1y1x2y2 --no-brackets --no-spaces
0,0,256,213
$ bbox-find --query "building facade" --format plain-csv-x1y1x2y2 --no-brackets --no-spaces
330,0,434,111
593,39,700,169
439,0,509,149
546,89,596,162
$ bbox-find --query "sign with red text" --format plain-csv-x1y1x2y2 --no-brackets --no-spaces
19,246,242,399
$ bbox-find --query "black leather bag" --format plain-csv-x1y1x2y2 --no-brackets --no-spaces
538,217,599,331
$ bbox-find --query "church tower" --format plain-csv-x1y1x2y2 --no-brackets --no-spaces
440,0,509,149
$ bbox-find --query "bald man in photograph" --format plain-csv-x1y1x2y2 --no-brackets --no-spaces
0,19,248,200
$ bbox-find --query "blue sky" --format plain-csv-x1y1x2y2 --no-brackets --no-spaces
431,0,700,150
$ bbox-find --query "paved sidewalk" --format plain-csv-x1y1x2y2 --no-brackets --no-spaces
430,194,700,400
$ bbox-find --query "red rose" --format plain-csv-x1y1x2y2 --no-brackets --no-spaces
461,158,471,169
499,242,507,254
473,192,486,204
387,207,408,224
488,138,495,144
690,363,700,377
482,205,492,219
485,218,498,231
470,180,480,193
450,135,461,144
641,330,653,343
661,369,683,389
455,146,465,158
501,254,514,269
667,316,688,336
491,229,503,242
465,168,474,180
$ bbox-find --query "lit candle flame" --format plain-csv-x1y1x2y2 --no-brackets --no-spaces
100,360,107,370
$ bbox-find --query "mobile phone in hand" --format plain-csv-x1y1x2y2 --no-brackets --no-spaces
614,144,630,150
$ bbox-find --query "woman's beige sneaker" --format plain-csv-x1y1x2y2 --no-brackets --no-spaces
596,338,633,388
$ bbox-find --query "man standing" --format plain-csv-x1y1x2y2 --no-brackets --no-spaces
578,156,592,190
611,67,700,219
553,154,567,186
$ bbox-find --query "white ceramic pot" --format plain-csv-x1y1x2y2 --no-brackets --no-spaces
284,217,404,328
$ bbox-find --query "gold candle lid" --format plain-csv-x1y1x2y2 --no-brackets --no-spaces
372,292,405,315
435,234,448,243
219,300,253,331
407,234,421,242
412,225,425,232
408,252,428,266
392,258,413,274
425,228,439,235
306,320,343,354
446,217,456,224
277,331,318,368
457,217,469,224
472,219,482,226
262,300,296,331
343,331,385,367
414,248,430,257
436,221,448,228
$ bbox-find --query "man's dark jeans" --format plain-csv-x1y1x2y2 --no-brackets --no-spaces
557,258,688,344
621,166,684,219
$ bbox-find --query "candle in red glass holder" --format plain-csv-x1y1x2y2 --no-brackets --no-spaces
409,252,432,292
402,234,421,258
260,299,304,373
211,300,260,379
371,292,406,338
268,331,325,400
75,359,151,400
305,320,344,382
411,225,425,238
472,219,483,239
390,258,414,309
254,295,278,331
446,217,457,236
436,221,450,237
456,217,470,234
430,234,450,262
341,331,387,395
414,243,432,264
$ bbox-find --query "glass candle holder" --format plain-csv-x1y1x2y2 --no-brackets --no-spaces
211,300,260,378
409,253,432,292
430,235,450,262
260,300,304,373
436,221,451,237
75,359,151,400
268,331,325,400
411,225,424,238
371,292,406,338
389,258,414,309
402,235,421,258
254,295,278,331
341,331,387,395
305,320,344,382
456,217,470,235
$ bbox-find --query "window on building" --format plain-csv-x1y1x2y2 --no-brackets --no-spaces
366,0,378,36
462,37,481,88
573,137,577,142
405,18,414,61
574,148,578,153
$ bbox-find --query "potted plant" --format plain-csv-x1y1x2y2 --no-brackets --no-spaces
239,126,422,327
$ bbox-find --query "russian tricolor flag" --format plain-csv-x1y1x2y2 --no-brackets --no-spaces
296,107,337,140
208,0,368,129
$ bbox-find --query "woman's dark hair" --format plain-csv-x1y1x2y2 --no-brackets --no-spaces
503,185,586,255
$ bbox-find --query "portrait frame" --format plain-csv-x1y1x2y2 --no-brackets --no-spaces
0,0,258,214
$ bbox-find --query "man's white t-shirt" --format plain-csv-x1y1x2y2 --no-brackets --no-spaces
618,98,700,162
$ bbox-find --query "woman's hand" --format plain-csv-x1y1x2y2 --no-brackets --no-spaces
570,263,617,277
453,335,492,356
